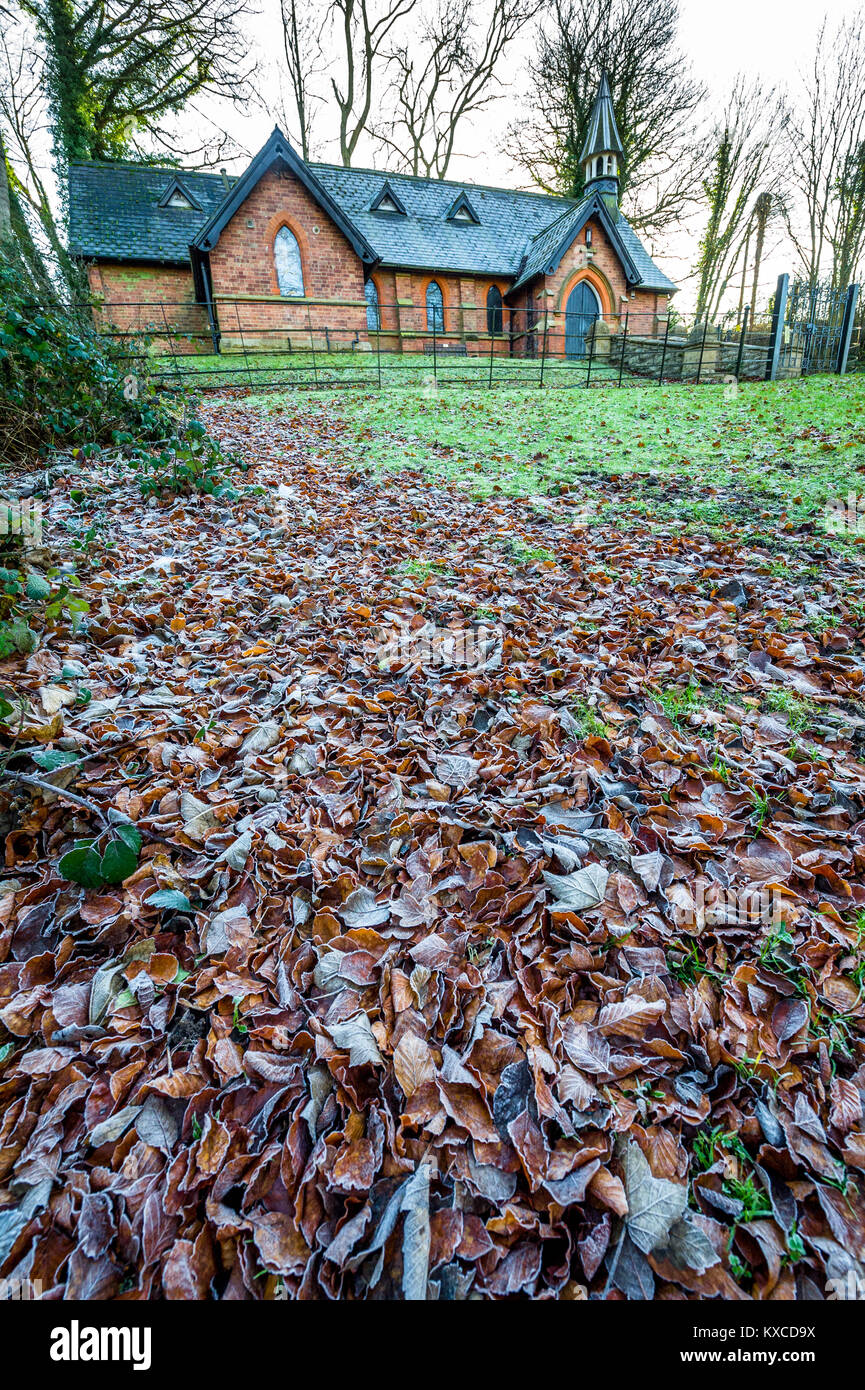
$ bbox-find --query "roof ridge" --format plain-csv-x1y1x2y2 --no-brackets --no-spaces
310,160,572,202
71,155,572,205
69,158,233,178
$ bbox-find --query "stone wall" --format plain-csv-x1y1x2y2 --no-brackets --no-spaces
609,330,780,381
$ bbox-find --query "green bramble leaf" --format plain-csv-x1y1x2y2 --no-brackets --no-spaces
59,845,104,888
99,838,139,885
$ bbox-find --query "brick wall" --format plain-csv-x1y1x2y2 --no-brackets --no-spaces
87,262,210,354
208,164,368,351
366,268,512,355
538,217,669,357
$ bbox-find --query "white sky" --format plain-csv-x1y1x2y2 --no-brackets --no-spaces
206,0,863,309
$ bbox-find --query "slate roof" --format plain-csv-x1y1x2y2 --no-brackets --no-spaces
512,202,594,292
308,163,567,277
67,149,676,293
579,73,624,164
510,195,675,295
69,162,234,264
617,218,677,293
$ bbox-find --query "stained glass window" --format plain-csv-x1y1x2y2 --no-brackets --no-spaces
426,280,444,332
274,226,304,297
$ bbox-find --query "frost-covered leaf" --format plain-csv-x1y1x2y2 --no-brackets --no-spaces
621,1141,687,1255
393,1031,435,1097
543,863,608,913
340,887,390,929
327,1013,383,1068
657,1215,720,1274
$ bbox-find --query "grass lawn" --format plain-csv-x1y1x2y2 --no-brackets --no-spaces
243,372,865,555
157,347,627,392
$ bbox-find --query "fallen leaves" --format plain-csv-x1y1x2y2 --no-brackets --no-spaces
3,398,865,1302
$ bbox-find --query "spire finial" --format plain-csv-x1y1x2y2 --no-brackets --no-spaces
579,71,623,205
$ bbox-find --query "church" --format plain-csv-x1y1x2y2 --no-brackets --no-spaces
68,76,676,357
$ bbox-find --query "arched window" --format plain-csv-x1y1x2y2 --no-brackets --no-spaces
364,278,380,331
274,226,304,297
607,156,614,174
596,156,604,177
486,284,503,335
426,280,444,332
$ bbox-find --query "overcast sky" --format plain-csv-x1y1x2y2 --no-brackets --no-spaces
233,0,863,173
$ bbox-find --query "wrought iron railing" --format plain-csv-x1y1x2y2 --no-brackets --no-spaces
35,281,861,393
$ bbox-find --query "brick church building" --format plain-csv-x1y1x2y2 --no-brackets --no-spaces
68,76,676,358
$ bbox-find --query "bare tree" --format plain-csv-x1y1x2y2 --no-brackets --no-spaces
372,0,540,179
19,0,256,170
328,0,419,167
280,0,329,160
692,78,786,323
508,0,707,235
831,138,865,289
0,25,73,274
734,188,782,324
748,190,780,320
0,131,12,244
786,14,865,290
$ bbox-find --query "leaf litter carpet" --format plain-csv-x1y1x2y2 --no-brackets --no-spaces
3,397,865,1301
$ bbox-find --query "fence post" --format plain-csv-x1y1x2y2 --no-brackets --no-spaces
735,304,750,379
432,311,438,385
837,283,860,375
159,303,180,388
657,315,670,384
585,315,596,387
696,319,708,384
539,312,549,387
234,303,254,388
617,311,629,387
376,315,382,389
488,307,496,389
307,304,318,386
766,273,789,381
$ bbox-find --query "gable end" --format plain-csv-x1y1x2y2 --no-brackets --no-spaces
191,128,378,265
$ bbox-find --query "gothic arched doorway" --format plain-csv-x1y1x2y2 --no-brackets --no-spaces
565,280,601,358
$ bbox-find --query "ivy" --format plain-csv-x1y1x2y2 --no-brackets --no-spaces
0,252,241,496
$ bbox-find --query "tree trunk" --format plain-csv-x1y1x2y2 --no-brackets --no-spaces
0,132,12,244
750,193,771,321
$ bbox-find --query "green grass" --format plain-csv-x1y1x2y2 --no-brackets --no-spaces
175,361,865,559
163,348,626,394
763,689,822,734
230,372,865,540
568,696,609,739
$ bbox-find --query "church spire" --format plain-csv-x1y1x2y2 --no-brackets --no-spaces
579,73,623,203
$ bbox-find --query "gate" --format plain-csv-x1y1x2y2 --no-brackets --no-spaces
783,279,851,375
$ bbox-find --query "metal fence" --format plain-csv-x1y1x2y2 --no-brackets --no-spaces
79,273,862,393
782,278,860,375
